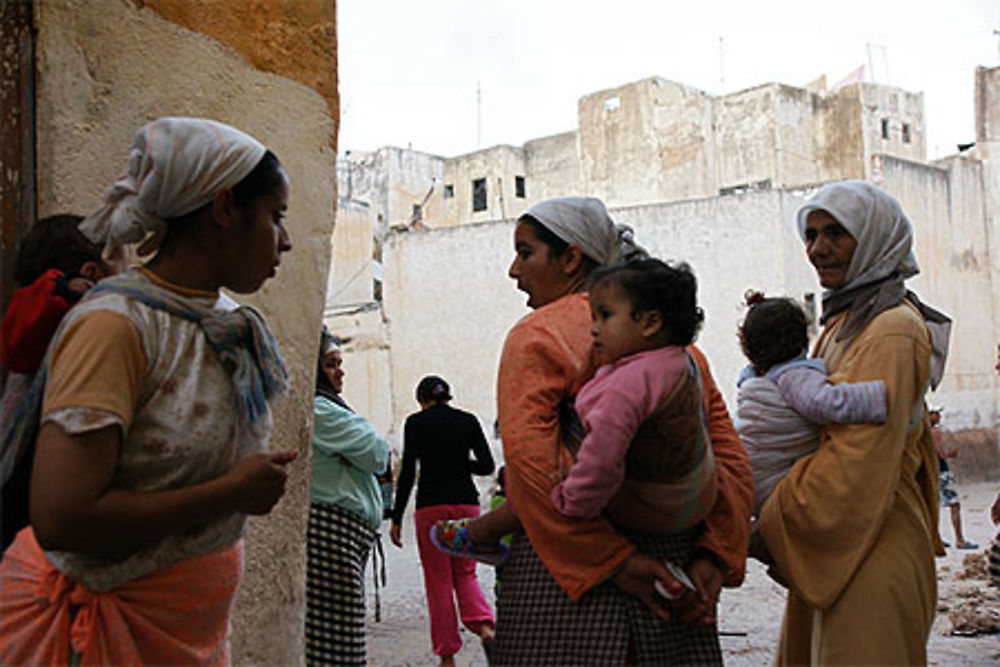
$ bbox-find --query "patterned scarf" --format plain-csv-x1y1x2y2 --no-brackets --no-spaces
89,272,288,423
2,273,287,491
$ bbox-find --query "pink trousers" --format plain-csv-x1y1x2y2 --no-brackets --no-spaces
414,504,495,656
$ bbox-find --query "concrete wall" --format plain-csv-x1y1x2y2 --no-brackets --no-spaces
327,199,374,307
330,163,999,468
875,156,995,430
442,145,528,225
974,67,1000,409
36,1,337,663
524,131,581,201
579,77,716,206
714,85,780,191
337,76,935,234
860,83,926,166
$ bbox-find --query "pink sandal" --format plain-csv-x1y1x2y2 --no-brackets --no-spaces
430,518,510,565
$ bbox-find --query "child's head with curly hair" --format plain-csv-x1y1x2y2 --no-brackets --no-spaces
738,290,809,374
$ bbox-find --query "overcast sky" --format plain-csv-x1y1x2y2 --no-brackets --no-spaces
337,0,1000,160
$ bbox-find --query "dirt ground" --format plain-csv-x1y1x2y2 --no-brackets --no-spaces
365,480,1000,666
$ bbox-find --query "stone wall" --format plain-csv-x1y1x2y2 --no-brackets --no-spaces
36,1,337,662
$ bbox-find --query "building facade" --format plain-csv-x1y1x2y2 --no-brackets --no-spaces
328,67,1000,477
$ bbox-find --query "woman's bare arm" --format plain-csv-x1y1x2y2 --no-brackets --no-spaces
30,422,295,553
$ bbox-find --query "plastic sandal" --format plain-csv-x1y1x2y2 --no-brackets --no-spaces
430,518,510,565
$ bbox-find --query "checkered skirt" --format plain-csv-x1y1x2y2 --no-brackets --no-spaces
305,502,376,666
491,528,722,666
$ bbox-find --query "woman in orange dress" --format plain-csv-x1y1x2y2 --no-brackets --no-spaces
490,197,753,665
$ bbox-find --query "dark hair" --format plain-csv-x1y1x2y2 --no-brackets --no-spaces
14,214,103,286
738,291,809,374
159,150,285,248
520,215,599,275
589,258,704,346
231,150,285,209
416,375,452,404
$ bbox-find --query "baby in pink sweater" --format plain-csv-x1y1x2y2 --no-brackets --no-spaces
431,258,716,564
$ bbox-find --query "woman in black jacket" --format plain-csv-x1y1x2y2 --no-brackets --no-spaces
389,376,496,667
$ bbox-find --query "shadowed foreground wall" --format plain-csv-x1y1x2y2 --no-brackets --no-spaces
35,0,337,662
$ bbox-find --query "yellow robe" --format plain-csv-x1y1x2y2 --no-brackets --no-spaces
758,302,943,665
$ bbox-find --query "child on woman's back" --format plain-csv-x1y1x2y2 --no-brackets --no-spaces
1,214,126,376
1,214,126,550
735,292,888,515
431,258,716,567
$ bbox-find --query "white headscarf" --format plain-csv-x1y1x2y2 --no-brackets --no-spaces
522,196,644,266
796,180,951,388
80,117,267,257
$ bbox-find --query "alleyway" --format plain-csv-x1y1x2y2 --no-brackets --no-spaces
365,481,1000,666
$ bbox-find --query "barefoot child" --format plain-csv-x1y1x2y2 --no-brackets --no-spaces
432,258,717,568
734,292,888,514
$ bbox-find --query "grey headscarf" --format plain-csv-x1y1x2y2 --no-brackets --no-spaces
522,196,645,265
796,180,951,388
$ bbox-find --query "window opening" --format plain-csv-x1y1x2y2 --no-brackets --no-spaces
472,178,487,212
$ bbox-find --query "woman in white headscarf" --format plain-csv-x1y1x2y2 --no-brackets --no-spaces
757,180,949,665
490,197,754,665
0,117,296,665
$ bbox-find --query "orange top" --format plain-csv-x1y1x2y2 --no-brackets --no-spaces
497,292,753,600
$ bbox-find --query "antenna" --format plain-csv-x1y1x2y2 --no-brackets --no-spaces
477,81,483,148
719,36,725,93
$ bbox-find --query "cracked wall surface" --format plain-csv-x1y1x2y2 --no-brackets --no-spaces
36,1,337,662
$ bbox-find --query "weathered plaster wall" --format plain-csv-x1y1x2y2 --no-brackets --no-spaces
860,84,925,165
974,67,1000,425
338,75,936,234
331,163,998,466
327,199,374,307
714,85,779,191
524,130,581,201
142,0,337,122
36,1,337,663
579,78,715,206
876,156,995,429
443,145,528,225
817,85,867,182
772,85,823,187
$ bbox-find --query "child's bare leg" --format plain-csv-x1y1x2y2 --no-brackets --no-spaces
465,502,521,544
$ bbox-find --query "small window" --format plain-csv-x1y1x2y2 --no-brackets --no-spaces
412,204,422,221
515,176,526,198
902,123,911,144
880,118,889,139
472,178,487,212
443,184,454,198
604,96,621,112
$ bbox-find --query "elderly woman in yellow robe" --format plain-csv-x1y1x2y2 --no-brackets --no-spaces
757,180,950,665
